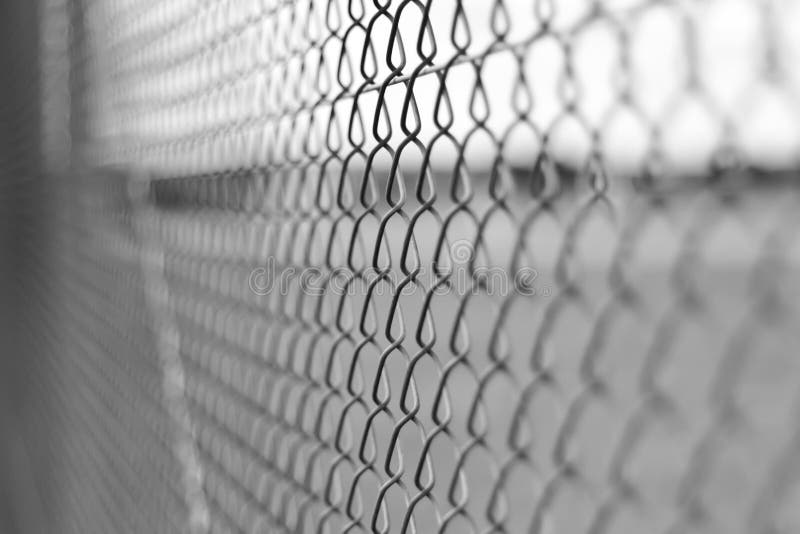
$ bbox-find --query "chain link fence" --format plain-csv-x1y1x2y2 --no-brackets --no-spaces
4,0,800,533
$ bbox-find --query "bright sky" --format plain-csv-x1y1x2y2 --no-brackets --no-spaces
42,0,800,178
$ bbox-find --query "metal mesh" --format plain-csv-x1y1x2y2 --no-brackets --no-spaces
5,0,800,533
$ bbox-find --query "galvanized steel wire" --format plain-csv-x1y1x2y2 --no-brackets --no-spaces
4,0,800,533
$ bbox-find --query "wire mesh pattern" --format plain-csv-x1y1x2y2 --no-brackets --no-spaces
5,0,800,533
